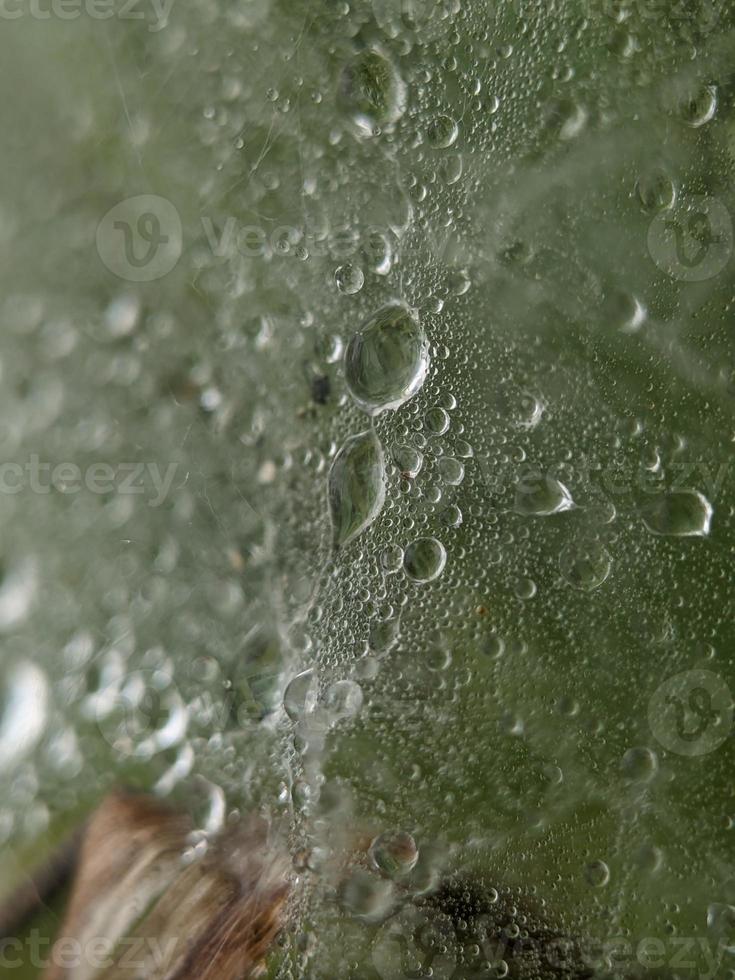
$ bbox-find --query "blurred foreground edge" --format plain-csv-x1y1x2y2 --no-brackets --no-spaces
31,790,290,980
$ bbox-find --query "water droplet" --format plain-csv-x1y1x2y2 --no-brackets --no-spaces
681,84,717,127
392,444,423,478
707,903,735,952
369,830,419,877
364,229,393,276
636,170,676,213
284,668,318,723
324,679,363,722
436,456,464,486
585,860,610,888
403,537,446,583
345,303,429,415
427,113,458,148
514,577,537,600
641,490,712,537
339,48,406,136
620,746,658,782
335,262,364,295
380,545,404,574
328,430,386,548
559,540,612,590
369,617,400,654
424,406,450,434
515,474,574,516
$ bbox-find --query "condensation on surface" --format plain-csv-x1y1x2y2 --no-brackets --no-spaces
0,1,733,977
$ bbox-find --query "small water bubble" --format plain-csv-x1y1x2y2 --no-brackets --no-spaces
369,830,419,877
424,406,450,434
559,540,611,590
636,169,676,213
403,537,447,583
393,444,423,478
514,577,537,600
681,84,717,127
436,456,464,485
380,545,404,573
585,860,610,888
335,262,364,295
620,746,658,782
427,113,459,148
324,679,363,722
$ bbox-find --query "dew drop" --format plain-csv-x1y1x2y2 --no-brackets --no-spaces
559,540,611,590
335,262,364,295
345,303,429,415
585,860,610,888
636,169,676,213
436,456,464,486
369,830,419,877
328,430,386,548
681,84,717,127
339,48,406,136
514,474,574,516
393,444,423,478
427,113,459,148
403,537,446,583
324,679,363,723
640,490,712,537
620,746,658,782
283,668,318,723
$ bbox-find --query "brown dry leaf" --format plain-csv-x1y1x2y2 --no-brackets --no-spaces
41,790,290,980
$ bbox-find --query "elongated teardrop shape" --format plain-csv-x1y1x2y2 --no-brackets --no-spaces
328,429,386,548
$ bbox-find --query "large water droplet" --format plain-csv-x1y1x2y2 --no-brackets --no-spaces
560,540,611,590
369,830,419,877
345,303,429,415
328,429,386,547
427,113,458,148
620,746,658,782
585,859,610,888
640,490,712,537
403,537,446,583
283,668,318,722
514,474,574,516
338,48,406,136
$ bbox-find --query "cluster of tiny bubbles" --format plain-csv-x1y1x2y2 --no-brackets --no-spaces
1,2,732,974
